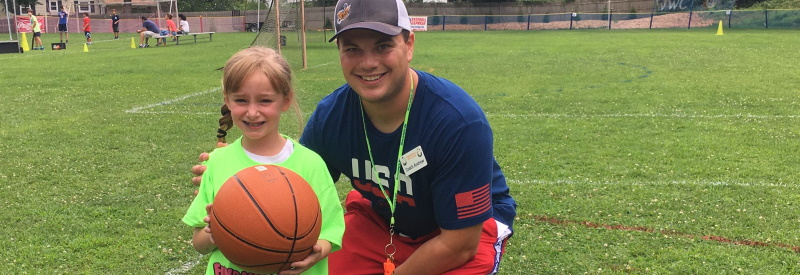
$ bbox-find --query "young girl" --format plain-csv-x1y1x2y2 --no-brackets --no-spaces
182,47,345,275
177,14,190,35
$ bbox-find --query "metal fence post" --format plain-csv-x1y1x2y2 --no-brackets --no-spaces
484,15,488,31
649,0,658,29
570,12,574,30
764,9,768,29
687,2,694,29
608,8,612,29
527,14,530,30
727,10,732,28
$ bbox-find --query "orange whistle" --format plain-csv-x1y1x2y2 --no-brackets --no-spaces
383,258,395,275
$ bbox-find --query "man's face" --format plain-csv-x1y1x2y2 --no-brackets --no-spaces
336,29,414,104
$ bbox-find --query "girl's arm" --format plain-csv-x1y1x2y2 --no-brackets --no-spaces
192,226,216,254
192,203,217,254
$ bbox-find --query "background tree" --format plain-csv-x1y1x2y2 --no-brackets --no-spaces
180,0,243,11
16,0,41,14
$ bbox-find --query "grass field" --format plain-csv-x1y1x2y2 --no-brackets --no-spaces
2,28,800,274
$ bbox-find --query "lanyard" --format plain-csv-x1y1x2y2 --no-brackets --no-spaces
359,70,415,265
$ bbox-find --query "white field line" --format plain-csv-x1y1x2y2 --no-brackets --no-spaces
487,113,800,119
507,179,796,187
165,255,204,275
304,61,335,70
125,88,220,114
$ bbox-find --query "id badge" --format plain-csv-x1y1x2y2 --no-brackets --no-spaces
401,145,427,176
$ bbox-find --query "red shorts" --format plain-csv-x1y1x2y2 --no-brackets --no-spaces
329,190,512,275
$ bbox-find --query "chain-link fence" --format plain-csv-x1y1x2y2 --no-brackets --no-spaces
423,9,799,31
1,8,797,37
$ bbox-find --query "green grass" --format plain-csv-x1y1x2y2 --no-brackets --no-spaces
2,29,799,273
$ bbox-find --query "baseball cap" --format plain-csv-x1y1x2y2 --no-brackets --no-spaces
328,0,411,42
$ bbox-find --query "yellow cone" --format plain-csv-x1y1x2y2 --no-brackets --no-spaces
716,20,724,35
21,32,30,51
131,37,136,49
83,43,89,52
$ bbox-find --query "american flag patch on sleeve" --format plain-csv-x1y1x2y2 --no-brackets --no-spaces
455,183,491,219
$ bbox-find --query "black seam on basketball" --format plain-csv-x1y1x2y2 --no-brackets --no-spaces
234,174,292,239
275,166,301,267
214,207,313,254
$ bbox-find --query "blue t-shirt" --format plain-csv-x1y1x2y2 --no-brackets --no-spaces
143,20,159,33
301,70,516,238
58,11,67,24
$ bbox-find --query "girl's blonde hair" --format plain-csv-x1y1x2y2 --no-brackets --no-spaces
216,47,301,143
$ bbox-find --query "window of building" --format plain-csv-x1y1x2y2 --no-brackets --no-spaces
49,1,59,13
73,1,95,13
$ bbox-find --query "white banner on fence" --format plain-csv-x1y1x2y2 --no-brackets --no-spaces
410,16,427,31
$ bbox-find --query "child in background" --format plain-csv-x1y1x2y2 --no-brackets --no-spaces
157,28,169,46
58,6,69,43
177,14,190,34
110,9,120,39
82,12,92,45
28,9,43,50
182,47,345,275
165,14,178,41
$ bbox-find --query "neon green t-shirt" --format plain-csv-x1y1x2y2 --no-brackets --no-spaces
30,14,41,33
182,137,345,275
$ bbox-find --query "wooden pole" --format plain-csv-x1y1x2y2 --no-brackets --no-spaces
275,0,281,54
300,0,307,69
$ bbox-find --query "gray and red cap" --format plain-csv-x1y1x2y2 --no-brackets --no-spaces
329,0,412,42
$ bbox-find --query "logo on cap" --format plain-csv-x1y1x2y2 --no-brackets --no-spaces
336,3,351,24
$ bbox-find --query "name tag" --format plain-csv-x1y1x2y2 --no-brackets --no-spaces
401,146,427,176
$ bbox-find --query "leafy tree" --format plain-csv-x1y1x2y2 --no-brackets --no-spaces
180,0,242,12
16,0,41,14
629,7,637,19
307,0,337,8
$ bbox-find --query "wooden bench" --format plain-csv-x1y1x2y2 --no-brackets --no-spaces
174,32,215,45
151,32,215,46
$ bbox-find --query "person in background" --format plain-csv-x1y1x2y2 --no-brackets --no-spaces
111,9,120,39
136,16,159,48
28,9,44,50
82,12,92,45
177,14,190,35
57,6,69,43
165,14,178,41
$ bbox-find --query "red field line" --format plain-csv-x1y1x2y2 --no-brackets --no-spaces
533,215,800,253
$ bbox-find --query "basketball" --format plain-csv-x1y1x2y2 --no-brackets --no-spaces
209,164,322,273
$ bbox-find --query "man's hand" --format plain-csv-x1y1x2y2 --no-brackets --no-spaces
191,142,228,196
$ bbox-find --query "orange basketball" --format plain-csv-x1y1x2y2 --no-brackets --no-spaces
209,164,322,273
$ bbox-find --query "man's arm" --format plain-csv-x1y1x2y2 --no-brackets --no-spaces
393,223,483,275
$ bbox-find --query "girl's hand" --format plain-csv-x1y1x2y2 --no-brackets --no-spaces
278,240,332,275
